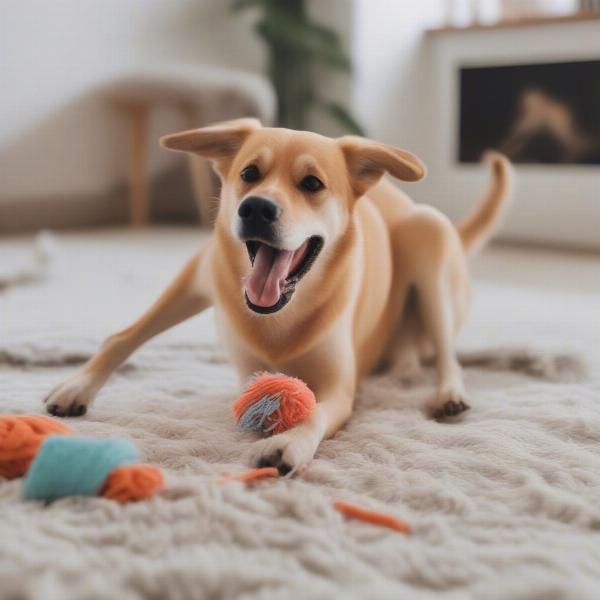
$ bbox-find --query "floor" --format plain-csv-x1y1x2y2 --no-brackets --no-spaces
1,227,599,599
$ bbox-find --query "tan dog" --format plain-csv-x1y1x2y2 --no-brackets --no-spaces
44,119,511,474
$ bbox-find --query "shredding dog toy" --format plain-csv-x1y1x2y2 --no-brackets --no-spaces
232,372,316,435
0,415,411,534
0,415,164,503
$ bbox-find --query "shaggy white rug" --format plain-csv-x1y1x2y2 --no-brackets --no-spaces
1,228,599,600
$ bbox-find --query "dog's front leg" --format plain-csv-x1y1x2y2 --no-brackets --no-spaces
44,246,213,416
248,388,354,475
248,331,356,475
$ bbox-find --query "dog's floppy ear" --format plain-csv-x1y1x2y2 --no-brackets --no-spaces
160,118,261,177
338,136,426,198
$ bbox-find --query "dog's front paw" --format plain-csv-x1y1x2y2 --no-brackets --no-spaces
432,385,470,421
248,427,320,476
43,372,97,417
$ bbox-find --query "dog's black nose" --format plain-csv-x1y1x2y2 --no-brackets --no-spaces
238,196,282,224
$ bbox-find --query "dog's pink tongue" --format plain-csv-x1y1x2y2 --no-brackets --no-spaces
246,245,294,308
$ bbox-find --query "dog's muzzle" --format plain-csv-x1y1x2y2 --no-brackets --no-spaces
237,196,282,244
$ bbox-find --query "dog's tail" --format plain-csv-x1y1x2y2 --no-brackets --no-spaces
457,152,513,255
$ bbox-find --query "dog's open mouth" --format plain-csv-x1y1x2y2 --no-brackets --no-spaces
244,236,323,314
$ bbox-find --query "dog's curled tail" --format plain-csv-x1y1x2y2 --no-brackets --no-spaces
457,152,513,255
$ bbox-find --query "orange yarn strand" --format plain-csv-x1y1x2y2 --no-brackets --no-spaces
222,467,279,483
333,500,412,534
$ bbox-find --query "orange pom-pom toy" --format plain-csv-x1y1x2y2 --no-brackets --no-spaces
232,372,316,435
102,464,165,503
0,415,71,479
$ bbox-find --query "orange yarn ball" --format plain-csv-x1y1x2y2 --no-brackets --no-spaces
232,372,316,435
0,415,71,479
101,464,165,503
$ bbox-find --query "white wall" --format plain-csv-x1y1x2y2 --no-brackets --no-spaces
352,0,445,153
351,1,600,249
423,21,600,249
0,0,353,206
0,0,263,201
4,0,597,246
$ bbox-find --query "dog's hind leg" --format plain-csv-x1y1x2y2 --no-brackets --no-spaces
387,296,425,386
389,208,470,420
417,266,470,420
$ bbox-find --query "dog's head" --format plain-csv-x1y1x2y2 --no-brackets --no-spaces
161,119,425,315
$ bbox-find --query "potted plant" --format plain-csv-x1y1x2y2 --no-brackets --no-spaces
233,0,364,134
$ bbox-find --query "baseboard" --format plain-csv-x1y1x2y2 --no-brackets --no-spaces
0,189,130,234
0,163,201,234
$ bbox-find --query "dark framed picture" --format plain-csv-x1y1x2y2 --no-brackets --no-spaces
459,59,600,164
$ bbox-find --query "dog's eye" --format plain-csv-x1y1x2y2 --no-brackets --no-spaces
300,175,324,193
241,165,260,183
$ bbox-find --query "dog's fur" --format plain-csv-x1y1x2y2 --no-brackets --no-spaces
44,119,512,474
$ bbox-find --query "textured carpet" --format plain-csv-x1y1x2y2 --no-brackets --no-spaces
1,228,599,600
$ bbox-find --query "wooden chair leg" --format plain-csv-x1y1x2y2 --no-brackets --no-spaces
187,153,218,227
180,102,218,228
128,104,150,227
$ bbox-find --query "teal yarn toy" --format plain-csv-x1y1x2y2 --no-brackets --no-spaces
23,436,138,502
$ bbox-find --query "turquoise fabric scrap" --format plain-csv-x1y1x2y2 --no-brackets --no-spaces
23,436,138,502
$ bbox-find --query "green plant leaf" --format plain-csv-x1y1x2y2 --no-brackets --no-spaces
232,0,358,130
320,101,365,136
231,0,267,12
255,16,351,72
299,20,342,49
